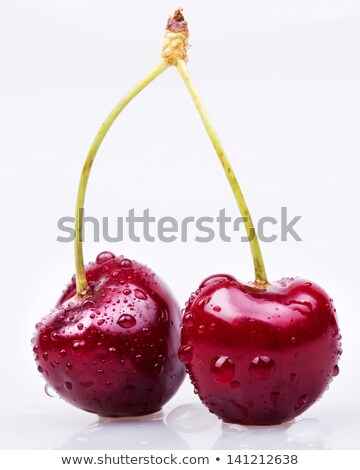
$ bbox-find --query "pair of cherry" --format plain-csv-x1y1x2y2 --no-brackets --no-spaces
33,9,340,426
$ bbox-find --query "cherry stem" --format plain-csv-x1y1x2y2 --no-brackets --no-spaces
176,59,268,285
74,59,169,295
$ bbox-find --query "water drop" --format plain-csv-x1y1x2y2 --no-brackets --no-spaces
157,354,165,363
72,340,86,355
198,325,205,334
117,314,136,328
183,312,194,327
77,323,84,330
294,394,309,411
249,356,276,380
211,356,235,384
213,306,221,313
64,381,73,391
59,349,67,357
178,345,193,364
90,313,95,319
37,366,44,373
134,289,147,300
96,251,115,264
200,274,236,288
304,282,312,287
108,347,117,353
35,322,43,330
105,381,112,387
97,319,105,326
120,258,133,269
153,363,164,375
81,299,95,309
42,352,49,361
123,288,132,296
332,364,340,377
97,369,104,374
44,384,57,398
142,327,150,336
66,363,72,369
51,331,60,342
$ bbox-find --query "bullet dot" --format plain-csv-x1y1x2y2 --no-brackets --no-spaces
216,457,220,461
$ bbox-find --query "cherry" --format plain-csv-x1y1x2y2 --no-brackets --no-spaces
33,12,188,416
180,275,341,425
164,11,342,424
34,253,184,416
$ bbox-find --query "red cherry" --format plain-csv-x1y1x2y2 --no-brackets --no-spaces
180,275,341,425
33,253,185,417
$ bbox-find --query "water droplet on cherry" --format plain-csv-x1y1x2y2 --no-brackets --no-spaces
117,314,136,328
153,363,164,375
294,394,308,410
72,340,86,355
96,251,115,264
81,299,95,309
120,258,133,269
64,381,73,391
211,356,235,384
44,384,57,398
134,289,147,300
183,312,194,327
249,356,276,380
332,364,340,377
178,345,193,364
51,331,60,342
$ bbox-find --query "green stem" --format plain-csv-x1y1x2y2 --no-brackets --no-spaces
74,59,169,295
176,59,268,285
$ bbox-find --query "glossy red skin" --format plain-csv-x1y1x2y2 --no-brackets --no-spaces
180,275,341,425
33,253,185,417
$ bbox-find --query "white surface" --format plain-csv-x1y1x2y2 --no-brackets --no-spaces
1,0,360,450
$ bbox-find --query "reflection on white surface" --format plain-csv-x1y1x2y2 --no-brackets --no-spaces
60,412,189,450
0,402,358,450
166,404,218,433
212,419,332,450
285,418,332,444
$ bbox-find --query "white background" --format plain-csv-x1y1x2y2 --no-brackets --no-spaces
1,0,360,450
